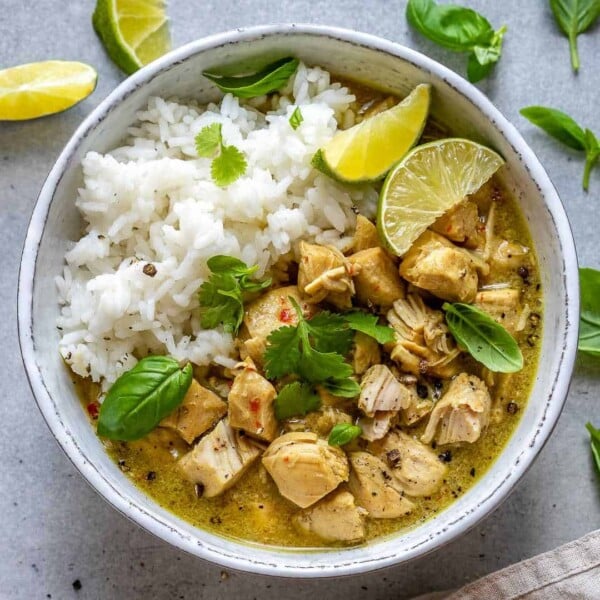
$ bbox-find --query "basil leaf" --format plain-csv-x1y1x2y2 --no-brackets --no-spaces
406,0,494,51
466,53,495,83
578,267,600,355
344,311,396,344
443,302,523,372
328,423,362,447
274,382,321,420
585,422,600,476
203,57,299,99
289,106,303,130
520,106,586,151
550,0,600,71
97,356,192,441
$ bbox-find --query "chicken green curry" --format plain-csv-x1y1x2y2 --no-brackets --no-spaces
73,78,542,548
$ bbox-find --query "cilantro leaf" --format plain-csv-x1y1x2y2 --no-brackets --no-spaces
305,311,354,355
195,123,223,157
298,345,354,383
289,106,303,130
321,377,361,398
274,382,321,420
328,423,362,447
198,255,270,333
344,311,395,344
263,325,303,379
212,144,247,187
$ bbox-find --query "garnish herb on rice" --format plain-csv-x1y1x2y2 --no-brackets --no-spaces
289,106,304,130
198,255,271,333
203,57,300,98
195,123,247,186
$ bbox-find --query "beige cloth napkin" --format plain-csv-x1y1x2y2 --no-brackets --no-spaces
413,529,600,599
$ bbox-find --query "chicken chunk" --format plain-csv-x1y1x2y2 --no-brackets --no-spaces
348,452,414,518
262,432,349,508
358,411,396,442
160,379,227,444
369,430,446,496
294,490,366,543
297,241,355,309
283,407,352,437
352,215,381,252
387,294,461,378
422,373,492,445
431,200,483,248
358,364,413,417
475,288,528,335
399,230,478,303
348,247,405,309
228,360,278,442
352,332,381,376
242,286,316,365
178,419,261,497
400,386,434,426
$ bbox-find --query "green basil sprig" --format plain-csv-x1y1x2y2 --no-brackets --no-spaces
443,302,523,372
406,0,507,83
586,422,600,476
203,57,299,99
550,0,600,72
520,106,599,191
97,356,192,441
328,423,362,447
578,267,600,355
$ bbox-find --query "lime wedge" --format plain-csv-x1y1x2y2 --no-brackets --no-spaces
0,61,97,121
93,0,171,74
378,138,504,256
313,83,431,183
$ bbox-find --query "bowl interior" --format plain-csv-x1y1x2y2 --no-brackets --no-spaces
20,26,578,577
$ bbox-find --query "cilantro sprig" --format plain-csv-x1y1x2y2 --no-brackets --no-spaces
289,107,303,130
195,123,247,187
264,298,360,396
198,255,271,333
274,382,321,420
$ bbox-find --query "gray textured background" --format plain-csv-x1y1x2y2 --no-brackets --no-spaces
1,1,599,598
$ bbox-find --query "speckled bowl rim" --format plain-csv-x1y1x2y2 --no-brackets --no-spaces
18,24,579,578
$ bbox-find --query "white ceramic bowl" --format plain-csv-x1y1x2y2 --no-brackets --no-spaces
18,24,579,577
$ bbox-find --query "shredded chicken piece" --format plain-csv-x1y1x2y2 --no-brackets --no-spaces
358,364,413,417
358,411,397,442
387,294,461,378
262,432,349,508
422,373,492,445
348,247,405,308
297,241,355,309
294,489,367,542
160,379,227,444
475,288,529,335
348,452,414,518
228,358,278,442
284,407,352,437
431,200,483,248
178,419,262,497
352,331,381,376
399,385,434,426
400,230,479,302
369,430,447,497
352,215,381,253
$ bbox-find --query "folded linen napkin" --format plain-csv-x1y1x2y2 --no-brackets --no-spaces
413,529,600,599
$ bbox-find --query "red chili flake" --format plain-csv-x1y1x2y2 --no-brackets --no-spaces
86,402,99,419
278,308,293,323
249,398,260,413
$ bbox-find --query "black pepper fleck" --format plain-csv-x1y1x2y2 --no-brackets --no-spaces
143,263,157,277
416,383,428,399
470,467,476,477
72,580,82,591
438,450,452,463
507,402,519,415
146,471,156,481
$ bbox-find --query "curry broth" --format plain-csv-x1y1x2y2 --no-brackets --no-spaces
73,81,542,548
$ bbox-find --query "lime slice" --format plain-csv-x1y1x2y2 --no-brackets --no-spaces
0,61,97,121
378,138,504,256
313,83,431,183
93,0,171,75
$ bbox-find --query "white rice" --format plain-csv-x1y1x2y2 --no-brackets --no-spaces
56,63,378,387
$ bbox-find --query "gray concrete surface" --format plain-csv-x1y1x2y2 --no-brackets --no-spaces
1,1,599,598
